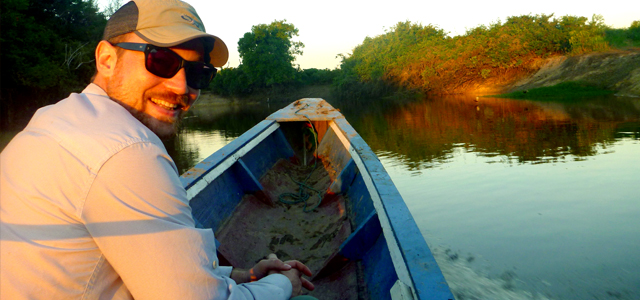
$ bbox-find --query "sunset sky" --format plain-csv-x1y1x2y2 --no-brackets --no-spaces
98,0,638,70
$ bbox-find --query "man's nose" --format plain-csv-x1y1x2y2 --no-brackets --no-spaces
164,67,189,95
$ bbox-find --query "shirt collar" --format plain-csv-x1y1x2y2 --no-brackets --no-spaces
82,83,109,97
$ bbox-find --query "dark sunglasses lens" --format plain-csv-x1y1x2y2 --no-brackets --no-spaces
146,48,181,78
145,46,215,89
185,64,216,89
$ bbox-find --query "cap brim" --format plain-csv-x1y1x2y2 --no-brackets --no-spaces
135,27,229,67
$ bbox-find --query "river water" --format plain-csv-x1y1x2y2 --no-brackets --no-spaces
169,94,640,300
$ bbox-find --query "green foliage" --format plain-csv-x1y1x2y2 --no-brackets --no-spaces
604,20,640,48
630,21,640,39
209,67,253,96
348,21,448,83
296,68,338,85
493,81,616,101
237,20,304,88
564,15,609,55
212,20,340,99
1,0,107,129
334,14,615,96
101,0,123,17
332,53,396,101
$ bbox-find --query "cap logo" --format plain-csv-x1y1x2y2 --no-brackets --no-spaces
181,14,204,32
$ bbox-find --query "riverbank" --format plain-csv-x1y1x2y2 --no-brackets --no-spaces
203,50,640,103
493,81,617,101
198,85,335,106
501,49,640,97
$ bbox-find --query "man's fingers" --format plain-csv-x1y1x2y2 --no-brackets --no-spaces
266,259,291,271
266,254,290,269
284,260,313,277
262,254,292,277
301,277,315,291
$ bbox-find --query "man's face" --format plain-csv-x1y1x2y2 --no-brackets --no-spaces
107,34,203,140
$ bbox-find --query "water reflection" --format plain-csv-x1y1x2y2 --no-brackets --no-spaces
346,95,640,170
171,95,640,174
171,95,640,300
336,95,640,300
165,103,279,173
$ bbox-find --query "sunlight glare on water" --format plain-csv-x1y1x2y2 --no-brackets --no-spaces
179,130,235,159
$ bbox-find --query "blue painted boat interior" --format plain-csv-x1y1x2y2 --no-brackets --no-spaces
182,100,454,300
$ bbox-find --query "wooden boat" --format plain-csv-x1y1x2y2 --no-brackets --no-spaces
180,99,454,300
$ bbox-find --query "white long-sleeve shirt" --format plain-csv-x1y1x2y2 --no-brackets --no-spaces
0,84,292,299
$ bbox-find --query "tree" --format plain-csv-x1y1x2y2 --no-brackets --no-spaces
237,20,304,88
102,0,124,17
1,0,107,130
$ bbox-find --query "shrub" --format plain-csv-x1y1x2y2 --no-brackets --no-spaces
334,14,613,95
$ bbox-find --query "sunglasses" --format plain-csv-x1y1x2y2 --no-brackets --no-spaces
115,42,216,89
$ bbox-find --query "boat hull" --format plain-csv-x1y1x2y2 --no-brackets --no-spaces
180,99,453,300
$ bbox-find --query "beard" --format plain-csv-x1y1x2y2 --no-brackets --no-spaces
125,102,183,140
105,61,190,141
106,88,188,141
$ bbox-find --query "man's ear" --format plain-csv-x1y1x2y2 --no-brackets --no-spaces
95,40,118,78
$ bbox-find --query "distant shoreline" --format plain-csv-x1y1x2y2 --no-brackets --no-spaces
198,84,335,106
500,49,640,97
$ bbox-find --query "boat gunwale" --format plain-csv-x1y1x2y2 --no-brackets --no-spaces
329,118,453,300
181,120,280,199
180,99,454,300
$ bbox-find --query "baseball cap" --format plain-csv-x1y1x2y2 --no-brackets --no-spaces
103,0,228,67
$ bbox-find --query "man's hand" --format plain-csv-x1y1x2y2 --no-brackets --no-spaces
266,254,315,297
230,253,315,296
230,254,292,283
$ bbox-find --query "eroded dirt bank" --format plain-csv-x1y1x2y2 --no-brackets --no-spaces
504,50,640,97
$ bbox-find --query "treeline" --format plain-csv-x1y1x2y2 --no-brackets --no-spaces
209,66,338,97
1,0,108,130
211,14,639,101
207,20,339,97
2,2,639,132
335,14,640,97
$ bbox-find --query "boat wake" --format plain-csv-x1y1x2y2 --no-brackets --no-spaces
432,247,551,300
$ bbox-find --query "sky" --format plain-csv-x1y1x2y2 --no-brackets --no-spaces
97,0,638,70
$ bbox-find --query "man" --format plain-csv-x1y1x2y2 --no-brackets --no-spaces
0,0,314,299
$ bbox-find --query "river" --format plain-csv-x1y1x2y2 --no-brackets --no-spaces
168,94,640,300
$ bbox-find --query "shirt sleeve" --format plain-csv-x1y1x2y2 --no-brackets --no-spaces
82,142,292,300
